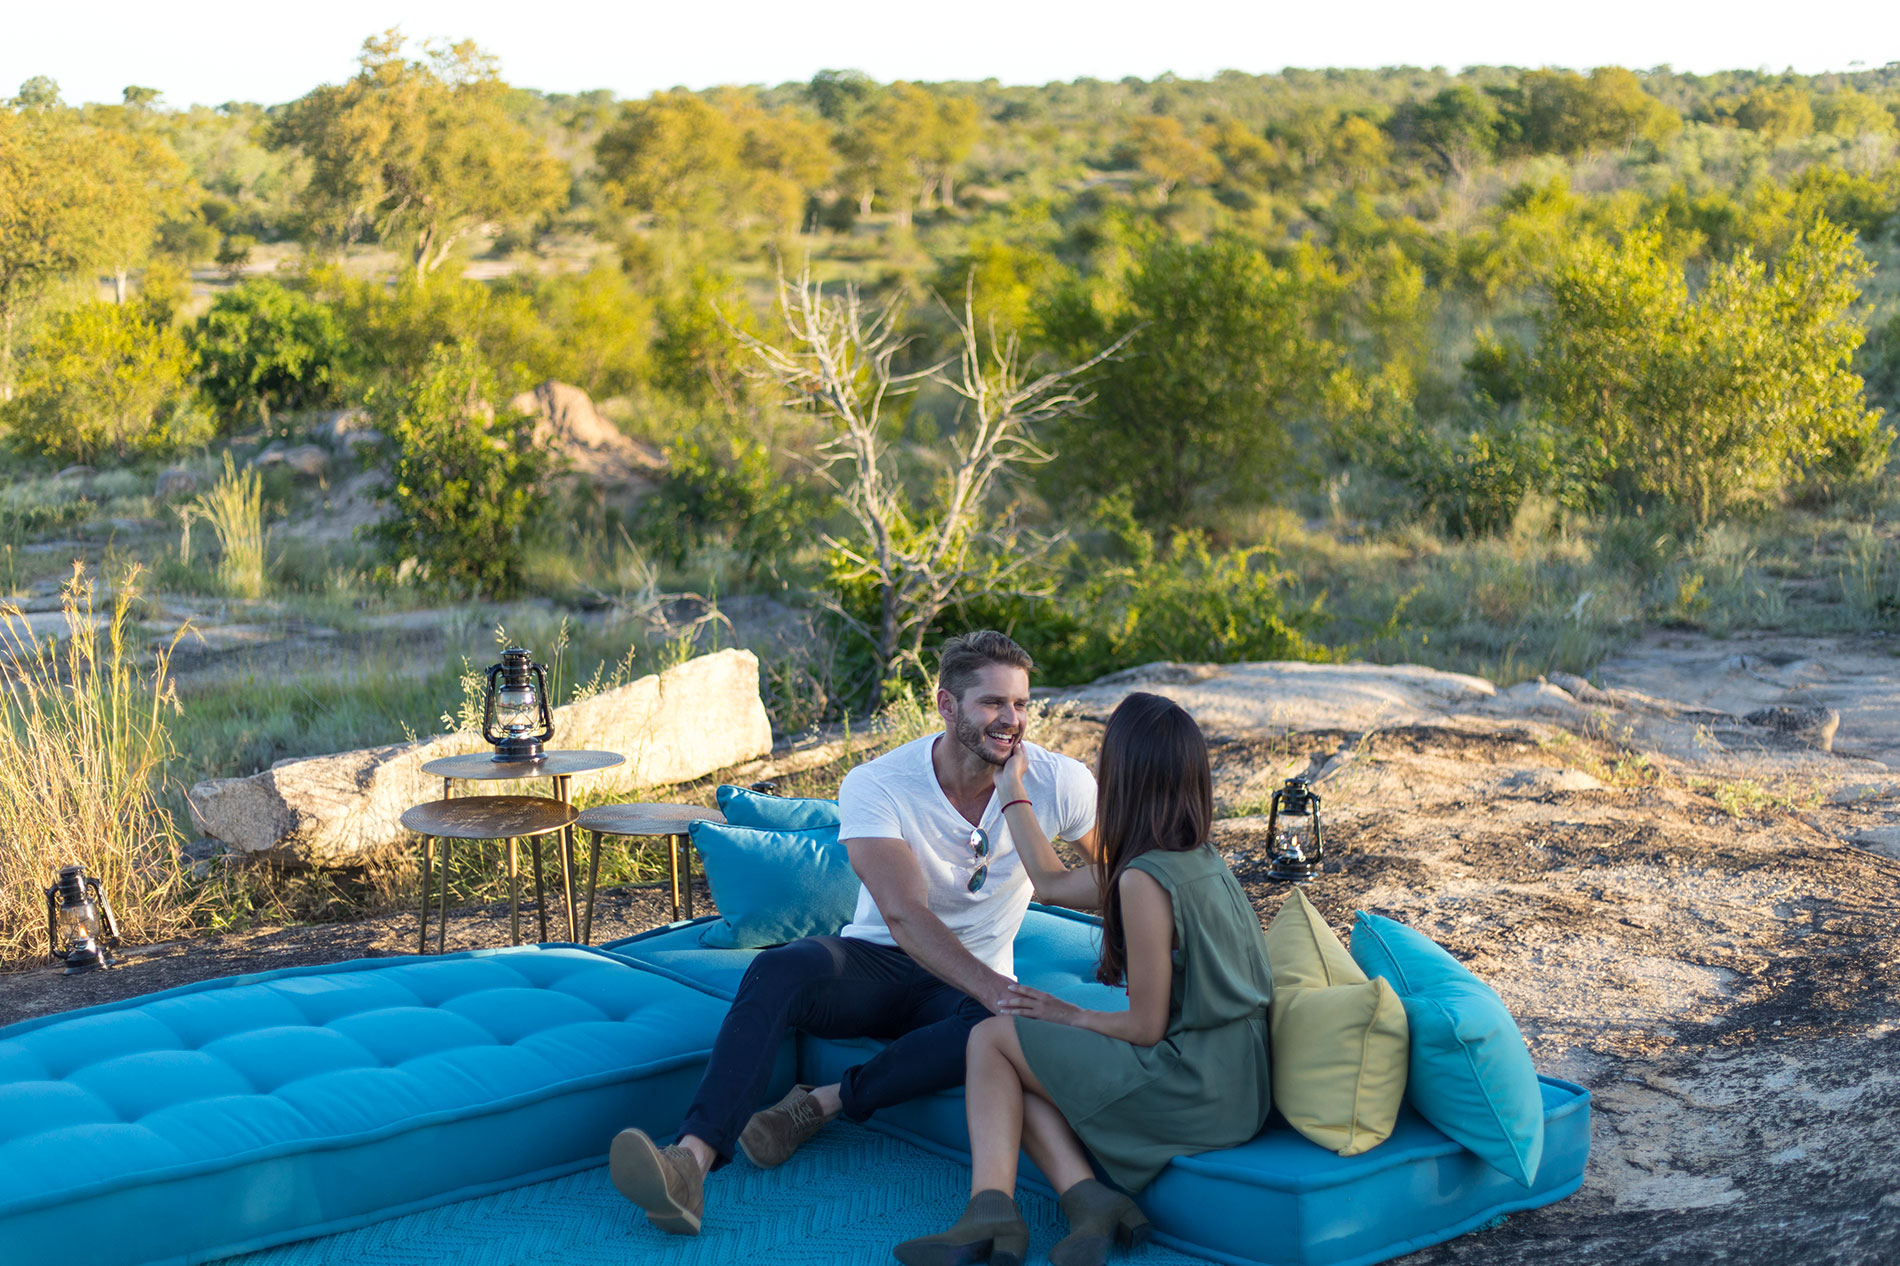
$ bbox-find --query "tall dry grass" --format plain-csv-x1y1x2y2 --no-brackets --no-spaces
0,564,195,965
182,454,268,599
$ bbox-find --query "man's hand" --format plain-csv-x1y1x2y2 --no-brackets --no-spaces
996,983,1083,1027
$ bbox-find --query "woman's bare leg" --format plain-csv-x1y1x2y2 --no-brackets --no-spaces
983,1016,1096,1193
965,1017,1026,1193
966,1016,1096,1195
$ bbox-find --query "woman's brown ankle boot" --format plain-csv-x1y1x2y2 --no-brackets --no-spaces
1049,1179,1151,1266
893,1189,1031,1266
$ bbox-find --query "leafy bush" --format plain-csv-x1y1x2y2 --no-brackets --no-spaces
367,342,549,597
834,498,1334,699
638,432,822,576
4,300,206,462
1382,415,1553,539
1037,232,1342,524
193,279,347,428
314,266,550,398
1531,220,1886,523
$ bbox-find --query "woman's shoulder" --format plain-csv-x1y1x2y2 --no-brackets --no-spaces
1125,843,1221,883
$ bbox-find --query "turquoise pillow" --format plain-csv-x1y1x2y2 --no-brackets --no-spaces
1349,911,1545,1186
689,820,859,949
715,784,842,832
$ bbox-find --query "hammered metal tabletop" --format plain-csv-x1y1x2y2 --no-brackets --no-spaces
420,750,626,781
400,795,578,839
575,803,725,837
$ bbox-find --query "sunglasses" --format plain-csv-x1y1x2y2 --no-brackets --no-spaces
964,826,991,893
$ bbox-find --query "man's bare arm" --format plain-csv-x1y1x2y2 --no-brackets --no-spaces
845,835,1015,1013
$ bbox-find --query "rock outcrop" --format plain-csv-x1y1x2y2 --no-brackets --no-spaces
506,381,665,485
187,648,772,864
1052,660,1497,733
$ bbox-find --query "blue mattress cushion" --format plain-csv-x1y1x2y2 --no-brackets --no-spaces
608,906,1591,1266
715,783,842,831
1348,911,1546,1187
0,945,790,1266
688,819,859,949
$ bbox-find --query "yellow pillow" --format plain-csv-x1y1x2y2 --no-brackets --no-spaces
1265,887,1361,990
1265,891,1410,1156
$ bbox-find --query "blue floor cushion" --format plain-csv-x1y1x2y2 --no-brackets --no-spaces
0,945,792,1266
1,908,1588,1266
606,906,1591,1266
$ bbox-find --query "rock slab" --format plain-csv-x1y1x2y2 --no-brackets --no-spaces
187,648,771,864
1052,660,1497,734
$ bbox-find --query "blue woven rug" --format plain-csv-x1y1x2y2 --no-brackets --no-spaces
225,1122,1212,1266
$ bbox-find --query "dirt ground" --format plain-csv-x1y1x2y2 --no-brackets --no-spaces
4,638,1899,1266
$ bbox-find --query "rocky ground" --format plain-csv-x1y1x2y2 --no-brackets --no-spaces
4,635,1899,1265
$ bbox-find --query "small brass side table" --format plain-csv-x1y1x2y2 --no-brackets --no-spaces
399,796,577,953
419,750,624,943
574,803,725,932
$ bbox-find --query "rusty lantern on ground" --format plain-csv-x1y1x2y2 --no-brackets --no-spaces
482,646,554,762
45,865,122,974
1265,777,1327,883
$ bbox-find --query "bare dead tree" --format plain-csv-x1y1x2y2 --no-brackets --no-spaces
731,268,1133,705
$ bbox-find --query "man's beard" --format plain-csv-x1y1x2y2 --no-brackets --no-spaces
952,707,1016,767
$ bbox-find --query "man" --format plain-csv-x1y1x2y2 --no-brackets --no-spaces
609,630,1098,1235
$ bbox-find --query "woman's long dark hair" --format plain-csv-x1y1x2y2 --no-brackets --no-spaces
1093,692,1213,985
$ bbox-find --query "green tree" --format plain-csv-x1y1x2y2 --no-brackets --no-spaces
1531,221,1885,524
1390,85,1498,184
192,279,347,427
368,341,548,596
271,31,569,279
3,299,204,462
0,99,180,388
836,83,972,224
1494,67,1676,156
596,90,830,235
1730,86,1815,141
1119,115,1222,202
1038,234,1342,523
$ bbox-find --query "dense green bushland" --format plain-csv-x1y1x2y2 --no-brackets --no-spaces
4,42,1900,718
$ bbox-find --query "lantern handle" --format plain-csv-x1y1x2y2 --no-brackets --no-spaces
480,662,505,745
87,875,123,948
44,882,65,962
530,660,556,743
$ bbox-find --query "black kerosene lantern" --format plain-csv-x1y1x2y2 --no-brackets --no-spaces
45,865,122,973
1265,777,1327,883
482,646,555,762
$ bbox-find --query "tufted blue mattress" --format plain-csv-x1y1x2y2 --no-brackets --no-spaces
0,945,792,1266
606,908,1592,1266
1,911,1589,1266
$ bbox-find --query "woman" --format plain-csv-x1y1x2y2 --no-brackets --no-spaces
895,692,1274,1266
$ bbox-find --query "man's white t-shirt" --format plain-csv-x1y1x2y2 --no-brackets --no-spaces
836,733,1096,978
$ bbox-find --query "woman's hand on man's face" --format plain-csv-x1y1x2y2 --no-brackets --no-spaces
994,739,1030,798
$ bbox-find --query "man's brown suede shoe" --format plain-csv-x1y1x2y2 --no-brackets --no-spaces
609,1128,704,1235
737,1084,828,1168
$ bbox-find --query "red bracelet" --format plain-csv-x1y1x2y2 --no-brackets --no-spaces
1002,798,1033,812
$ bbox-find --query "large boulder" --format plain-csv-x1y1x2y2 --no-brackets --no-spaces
1051,661,1498,735
506,381,665,485
187,648,772,865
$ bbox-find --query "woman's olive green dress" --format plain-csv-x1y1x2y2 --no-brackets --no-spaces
1016,844,1274,1193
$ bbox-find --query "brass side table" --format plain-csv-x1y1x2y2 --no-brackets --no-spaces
575,803,725,930
420,750,624,944
399,796,577,953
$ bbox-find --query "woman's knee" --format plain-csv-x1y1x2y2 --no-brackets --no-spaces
967,1014,1013,1058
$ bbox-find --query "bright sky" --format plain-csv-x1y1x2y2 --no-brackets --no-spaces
10,0,1900,108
